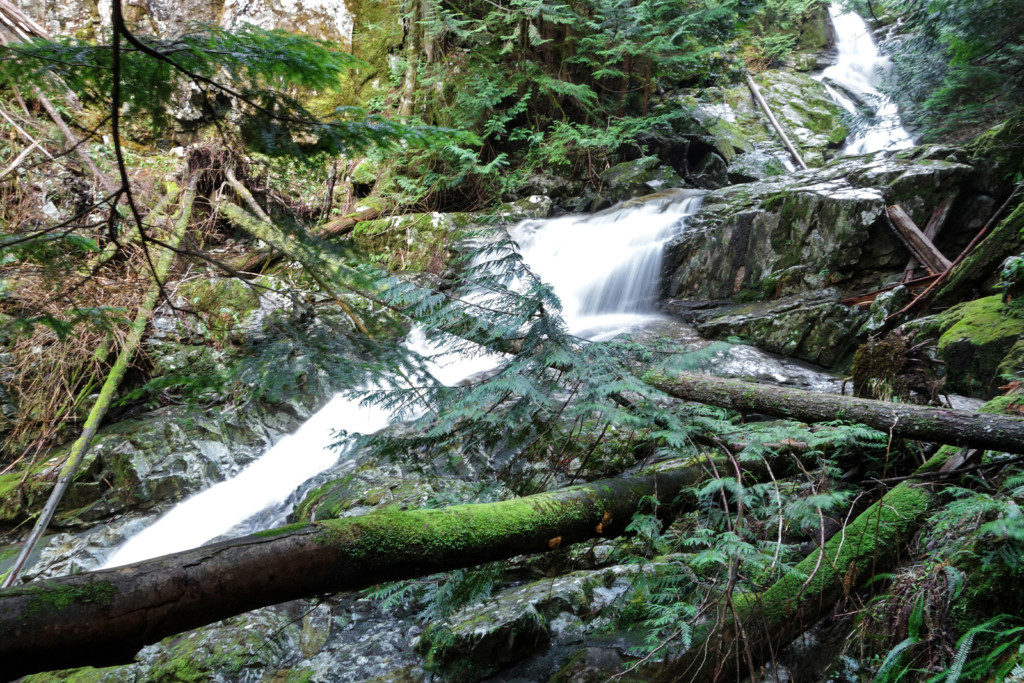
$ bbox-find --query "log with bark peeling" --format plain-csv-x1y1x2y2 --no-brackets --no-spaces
648,372,1024,453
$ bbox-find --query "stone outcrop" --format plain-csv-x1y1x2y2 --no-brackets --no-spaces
659,150,977,366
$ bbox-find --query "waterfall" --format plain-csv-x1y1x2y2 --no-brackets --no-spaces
102,190,704,568
818,3,914,155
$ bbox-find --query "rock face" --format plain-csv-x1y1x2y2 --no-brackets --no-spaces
21,0,402,107
659,150,975,366
677,68,848,173
664,152,971,302
23,0,353,43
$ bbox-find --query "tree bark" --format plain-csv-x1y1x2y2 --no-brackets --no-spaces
902,194,954,282
886,204,952,275
0,463,726,679
745,72,808,171
647,372,1024,454
399,0,421,118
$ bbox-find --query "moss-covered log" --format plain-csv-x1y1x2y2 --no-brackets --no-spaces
648,372,1024,453
657,450,950,681
0,463,727,679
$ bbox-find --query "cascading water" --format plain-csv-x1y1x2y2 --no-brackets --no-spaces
102,191,704,568
818,3,914,154
509,190,705,338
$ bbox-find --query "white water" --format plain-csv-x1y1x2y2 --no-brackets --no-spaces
818,4,914,155
102,191,703,567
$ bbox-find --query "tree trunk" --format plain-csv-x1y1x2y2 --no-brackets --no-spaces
886,204,952,275
934,197,1024,306
647,372,1024,453
2,186,194,588
399,0,421,118
657,451,944,681
745,72,808,171
0,463,729,679
902,194,954,282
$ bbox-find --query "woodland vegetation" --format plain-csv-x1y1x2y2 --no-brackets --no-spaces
1,0,1024,680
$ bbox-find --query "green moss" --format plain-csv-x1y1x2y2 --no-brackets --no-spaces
22,665,130,683
11,580,116,617
252,522,307,538
748,482,933,627
934,295,1024,396
936,202,1024,305
352,212,463,272
178,276,260,335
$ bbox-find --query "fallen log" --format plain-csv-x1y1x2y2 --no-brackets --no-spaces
647,372,1024,453
886,204,951,275
0,462,731,679
745,72,808,171
657,447,951,682
886,181,1023,324
902,194,955,282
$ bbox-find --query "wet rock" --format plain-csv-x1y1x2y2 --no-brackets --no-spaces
728,145,790,183
663,152,972,304
628,318,842,391
550,647,626,682
295,462,480,522
857,285,910,336
600,156,685,204
417,565,647,680
690,153,729,190
682,291,868,368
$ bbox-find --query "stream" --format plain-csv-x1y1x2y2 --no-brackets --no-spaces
94,3,914,571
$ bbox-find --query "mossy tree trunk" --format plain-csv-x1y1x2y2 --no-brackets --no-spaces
647,372,1024,453
1,186,194,589
655,450,951,682
1,461,745,679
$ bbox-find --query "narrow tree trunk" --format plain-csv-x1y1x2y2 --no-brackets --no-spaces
1,186,194,589
647,372,1024,453
886,204,951,275
745,72,808,171
215,200,371,335
0,463,727,678
902,194,954,282
399,0,421,118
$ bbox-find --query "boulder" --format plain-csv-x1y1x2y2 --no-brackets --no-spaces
685,291,868,367
416,565,644,680
690,153,729,189
905,295,1024,397
677,69,848,170
663,152,972,303
599,156,685,204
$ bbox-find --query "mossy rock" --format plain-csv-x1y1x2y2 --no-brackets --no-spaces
929,296,1024,397
599,156,684,203
353,212,463,273
178,276,261,343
